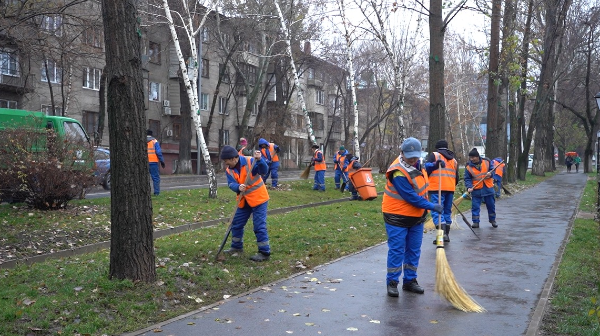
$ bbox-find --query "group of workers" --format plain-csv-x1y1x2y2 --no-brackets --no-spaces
383,138,504,297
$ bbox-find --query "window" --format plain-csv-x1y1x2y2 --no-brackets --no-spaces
41,15,62,36
83,67,102,90
201,27,209,42
237,63,257,85
219,63,230,83
200,93,209,110
83,27,102,48
41,104,62,116
41,60,62,83
149,41,161,64
172,118,181,140
251,102,258,115
219,97,228,115
0,50,18,76
0,99,17,109
220,33,231,49
297,115,304,129
308,112,324,130
149,82,161,101
307,68,315,80
316,89,325,105
82,110,98,136
219,129,230,145
201,59,209,78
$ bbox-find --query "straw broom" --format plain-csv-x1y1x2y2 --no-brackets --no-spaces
434,168,486,313
300,164,311,179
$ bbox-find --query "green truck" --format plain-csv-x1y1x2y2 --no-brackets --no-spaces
0,108,94,207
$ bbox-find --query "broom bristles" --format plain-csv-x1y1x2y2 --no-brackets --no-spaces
425,193,467,232
435,247,486,313
300,165,311,179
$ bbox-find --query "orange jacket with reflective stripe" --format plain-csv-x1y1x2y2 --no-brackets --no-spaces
313,150,327,171
493,160,505,178
261,143,279,162
238,146,247,156
427,152,458,192
466,159,494,189
382,157,429,217
226,156,269,208
334,152,346,170
147,139,159,163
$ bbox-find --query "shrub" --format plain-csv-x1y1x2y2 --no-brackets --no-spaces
0,127,95,210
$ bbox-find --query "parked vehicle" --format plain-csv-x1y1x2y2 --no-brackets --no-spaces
94,148,111,190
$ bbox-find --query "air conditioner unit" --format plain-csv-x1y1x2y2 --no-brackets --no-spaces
164,107,172,115
166,129,173,137
163,100,170,107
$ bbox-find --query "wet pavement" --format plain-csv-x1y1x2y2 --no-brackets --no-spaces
126,171,588,336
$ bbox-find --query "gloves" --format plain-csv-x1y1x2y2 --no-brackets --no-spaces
435,160,446,169
311,159,315,166
333,160,338,164
433,204,444,213
160,161,165,169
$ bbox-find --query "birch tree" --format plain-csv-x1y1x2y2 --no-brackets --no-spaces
162,0,218,198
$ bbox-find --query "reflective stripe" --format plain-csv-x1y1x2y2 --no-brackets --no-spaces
257,240,269,247
388,266,403,273
384,188,404,200
232,237,242,242
245,180,265,194
403,263,417,272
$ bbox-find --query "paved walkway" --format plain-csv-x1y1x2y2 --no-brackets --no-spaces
126,171,588,336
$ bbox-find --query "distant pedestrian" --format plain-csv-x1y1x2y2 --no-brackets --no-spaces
565,155,574,173
237,137,252,156
258,138,281,188
574,155,581,173
492,157,505,198
424,139,459,243
220,145,271,262
311,144,326,191
464,148,497,228
344,153,362,201
383,137,444,297
333,146,349,190
147,129,165,196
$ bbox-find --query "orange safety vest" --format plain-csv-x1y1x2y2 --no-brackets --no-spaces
147,138,159,163
335,152,346,170
466,159,494,189
382,156,429,217
238,145,247,156
345,159,357,173
226,156,269,208
494,160,505,178
427,152,457,192
260,143,279,162
313,149,327,171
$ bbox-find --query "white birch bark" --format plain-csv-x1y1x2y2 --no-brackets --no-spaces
336,0,360,158
273,2,317,146
162,0,218,198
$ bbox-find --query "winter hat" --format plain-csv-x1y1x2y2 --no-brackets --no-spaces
401,137,422,159
312,144,320,149
220,145,239,160
339,146,345,151
239,137,248,145
468,148,480,158
435,139,448,149
146,129,153,136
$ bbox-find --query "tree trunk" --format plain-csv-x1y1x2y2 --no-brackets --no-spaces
102,0,156,282
428,0,445,152
486,0,501,159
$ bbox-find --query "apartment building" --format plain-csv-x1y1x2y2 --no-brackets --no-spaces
0,1,349,174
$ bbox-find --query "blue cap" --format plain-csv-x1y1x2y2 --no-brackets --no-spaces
401,137,422,159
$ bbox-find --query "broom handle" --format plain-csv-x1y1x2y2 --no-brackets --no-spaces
437,166,442,231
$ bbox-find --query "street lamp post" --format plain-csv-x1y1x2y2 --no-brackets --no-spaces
594,92,600,219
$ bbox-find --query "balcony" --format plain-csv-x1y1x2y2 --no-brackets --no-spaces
307,78,323,87
0,73,34,93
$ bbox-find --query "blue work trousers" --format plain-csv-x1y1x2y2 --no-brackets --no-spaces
313,170,326,191
471,194,496,224
429,191,454,226
334,168,346,188
494,177,502,198
262,161,280,187
149,162,160,195
230,201,270,255
386,222,424,285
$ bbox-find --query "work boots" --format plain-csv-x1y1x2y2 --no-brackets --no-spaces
491,221,498,228
223,248,243,255
402,279,425,294
387,281,399,297
249,252,270,262
471,222,479,228
444,225,450,242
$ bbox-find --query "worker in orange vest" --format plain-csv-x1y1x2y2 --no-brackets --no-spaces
220,145,271,262
424,139,459,243
492,157,505,198
311,144,327,191
147,129,165,196
344,152,362,200
258,138,280,188
464,148,497,228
